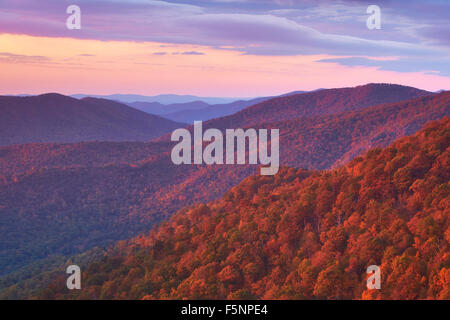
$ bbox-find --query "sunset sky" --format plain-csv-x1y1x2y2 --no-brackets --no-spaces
0,0,449,97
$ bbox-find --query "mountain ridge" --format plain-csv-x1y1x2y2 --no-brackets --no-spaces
201,83,433,130
71,93,243,105
0,94,185,146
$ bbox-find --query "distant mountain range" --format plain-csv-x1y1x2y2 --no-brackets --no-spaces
1,83,448,279
74,92,308,124
129,97,271,123
128,100,211,116
12,91,315,125
0,94,185,146
70,93,243,105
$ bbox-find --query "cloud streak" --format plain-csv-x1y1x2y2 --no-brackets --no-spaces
0,52,52,64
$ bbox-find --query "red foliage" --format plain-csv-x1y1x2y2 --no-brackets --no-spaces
42,117,449,300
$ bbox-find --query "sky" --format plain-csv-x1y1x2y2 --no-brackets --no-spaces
0,0,449,97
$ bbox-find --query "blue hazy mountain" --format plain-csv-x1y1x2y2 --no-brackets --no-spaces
71,93,244,105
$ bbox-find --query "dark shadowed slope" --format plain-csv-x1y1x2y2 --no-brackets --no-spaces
36,117,450,300
0,141,168,179
0,94,185,146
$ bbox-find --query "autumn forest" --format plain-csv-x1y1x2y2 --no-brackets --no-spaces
0,84,448,300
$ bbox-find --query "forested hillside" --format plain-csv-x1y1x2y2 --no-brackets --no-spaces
200,83,431,130
36,117,448,300
1,86,447,277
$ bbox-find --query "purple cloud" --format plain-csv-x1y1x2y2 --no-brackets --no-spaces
181,51,205,55
0,52,52,64
0,0,448,76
